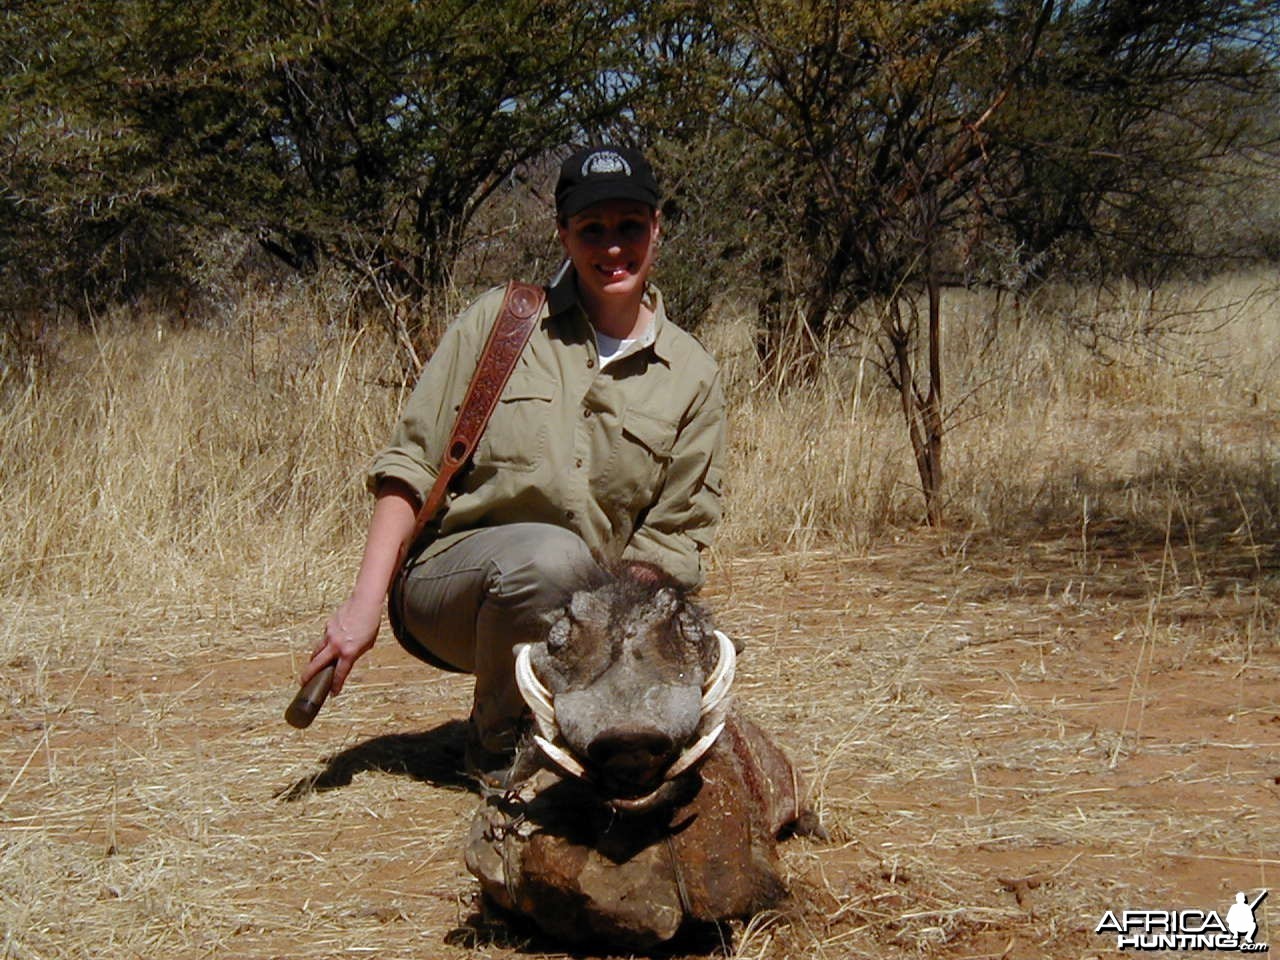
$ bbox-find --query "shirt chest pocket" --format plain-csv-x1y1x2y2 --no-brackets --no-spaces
474,369,557,472
609,404,676,510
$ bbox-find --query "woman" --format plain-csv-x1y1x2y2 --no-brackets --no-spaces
298,145,725,783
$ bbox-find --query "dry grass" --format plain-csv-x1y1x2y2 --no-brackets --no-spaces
1,269,1277,958
710,271,1279,557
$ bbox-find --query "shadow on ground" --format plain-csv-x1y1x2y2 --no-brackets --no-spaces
445,906,734,958
276,718,477,800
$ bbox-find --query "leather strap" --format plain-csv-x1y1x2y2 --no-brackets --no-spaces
401,279,546,565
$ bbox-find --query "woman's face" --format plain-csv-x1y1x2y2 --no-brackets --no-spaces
557,200,660,308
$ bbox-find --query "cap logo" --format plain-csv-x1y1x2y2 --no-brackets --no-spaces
581,150,631,178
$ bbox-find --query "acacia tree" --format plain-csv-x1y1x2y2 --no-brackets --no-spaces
1,1,194,314
693,0,1277,525
986,0,1280,282
704,0,1055,523
2,0,645,331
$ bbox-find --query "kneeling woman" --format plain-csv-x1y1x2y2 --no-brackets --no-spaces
297,146,725,783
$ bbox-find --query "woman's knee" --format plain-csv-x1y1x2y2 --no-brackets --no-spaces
483,523,601,611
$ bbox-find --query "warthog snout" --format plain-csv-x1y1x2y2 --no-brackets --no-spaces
587,727,675,787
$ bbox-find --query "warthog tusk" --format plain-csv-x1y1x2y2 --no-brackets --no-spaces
514,644,557,741
660,631,735,782
701,630,736,714
532,734,589,781
665,721,726,780
517,646,589,781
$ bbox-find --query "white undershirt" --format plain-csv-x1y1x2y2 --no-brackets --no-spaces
594,330,640,369
593,298,657,369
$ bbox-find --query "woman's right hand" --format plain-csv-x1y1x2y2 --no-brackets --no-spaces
302,591,384,696
298,477,420,698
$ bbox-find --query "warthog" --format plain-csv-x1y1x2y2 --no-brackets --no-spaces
465,567,820,949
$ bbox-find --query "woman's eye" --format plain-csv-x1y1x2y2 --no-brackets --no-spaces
619,220,647,241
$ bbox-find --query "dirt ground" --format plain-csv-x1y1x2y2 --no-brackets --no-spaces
2,533,1276,959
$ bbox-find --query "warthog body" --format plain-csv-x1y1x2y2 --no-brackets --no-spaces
465,569,818,948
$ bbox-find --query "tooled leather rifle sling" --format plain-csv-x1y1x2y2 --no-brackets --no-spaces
285,280,547,728
400,279,547,565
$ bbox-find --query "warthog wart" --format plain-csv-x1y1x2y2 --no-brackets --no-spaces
466,566,822,949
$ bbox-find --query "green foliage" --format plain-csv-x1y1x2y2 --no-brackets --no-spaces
623,0,1279,339
1,2,190,312
1,0,1275,333
986,0,1280,284
1,0,645,317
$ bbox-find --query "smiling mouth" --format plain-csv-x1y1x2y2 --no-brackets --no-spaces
596,263,633,280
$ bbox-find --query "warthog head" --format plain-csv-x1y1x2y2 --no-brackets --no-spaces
514,571,735,809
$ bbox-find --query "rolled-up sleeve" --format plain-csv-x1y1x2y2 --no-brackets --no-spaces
366,288,503,500
623,370,725,590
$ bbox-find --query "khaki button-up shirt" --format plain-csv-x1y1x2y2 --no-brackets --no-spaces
367,271,725,589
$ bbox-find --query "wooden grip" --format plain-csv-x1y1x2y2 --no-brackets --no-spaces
285,662,335,729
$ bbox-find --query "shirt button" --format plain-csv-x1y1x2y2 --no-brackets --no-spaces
587,358,595,369
566,510,575,521
575,458,583,469
583,408,592,418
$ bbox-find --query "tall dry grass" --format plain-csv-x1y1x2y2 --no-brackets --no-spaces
1,284,398,616
712,272,1279,563
1,270,1276,622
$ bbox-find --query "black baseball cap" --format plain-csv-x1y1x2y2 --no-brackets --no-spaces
555,146,660,219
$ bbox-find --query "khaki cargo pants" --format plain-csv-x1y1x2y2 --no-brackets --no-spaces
389,523,602,753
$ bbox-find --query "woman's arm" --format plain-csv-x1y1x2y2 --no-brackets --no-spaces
623,369,726,589
304,289,506,695
300,478,419,695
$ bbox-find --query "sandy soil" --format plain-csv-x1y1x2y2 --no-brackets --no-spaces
2,534,1276,959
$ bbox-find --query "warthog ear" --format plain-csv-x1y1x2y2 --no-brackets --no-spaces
674,604,704,644
675,601,724,653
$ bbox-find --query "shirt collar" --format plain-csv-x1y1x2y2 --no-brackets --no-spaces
546,263,673,364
